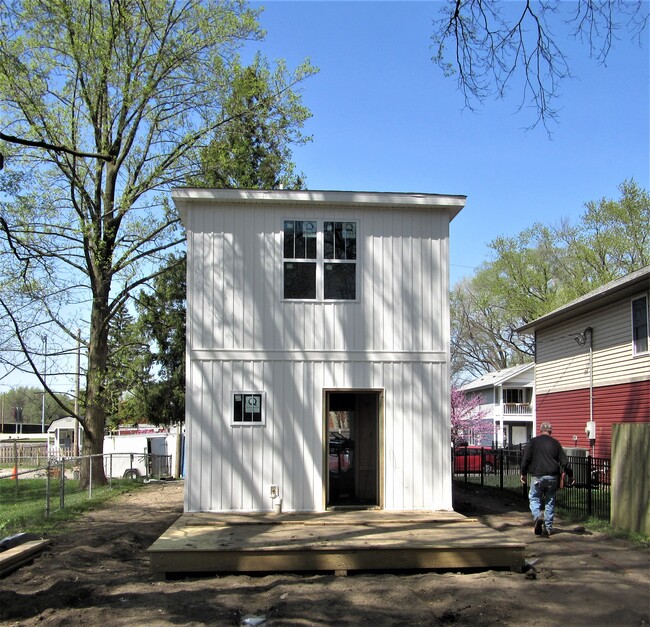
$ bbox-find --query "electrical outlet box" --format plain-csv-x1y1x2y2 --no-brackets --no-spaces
270,485,279,499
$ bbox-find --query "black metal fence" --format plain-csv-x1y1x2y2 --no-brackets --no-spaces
452,446,611,521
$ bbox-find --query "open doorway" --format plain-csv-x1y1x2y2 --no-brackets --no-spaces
325,390,382,509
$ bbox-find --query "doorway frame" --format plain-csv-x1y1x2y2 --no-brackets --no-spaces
322,388,384,510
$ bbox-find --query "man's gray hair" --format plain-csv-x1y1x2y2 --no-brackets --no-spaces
540,422,553,433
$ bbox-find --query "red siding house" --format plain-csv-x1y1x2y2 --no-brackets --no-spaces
516,266,650,458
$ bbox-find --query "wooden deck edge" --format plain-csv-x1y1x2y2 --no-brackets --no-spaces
149,545,526,575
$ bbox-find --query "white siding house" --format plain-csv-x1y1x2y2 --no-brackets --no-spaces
460,363,535,447
175,188,466,513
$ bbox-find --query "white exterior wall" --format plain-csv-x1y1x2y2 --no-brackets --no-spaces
186,358,451,512
178,190,464,513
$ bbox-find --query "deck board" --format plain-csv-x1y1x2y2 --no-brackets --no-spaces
147,510,525,577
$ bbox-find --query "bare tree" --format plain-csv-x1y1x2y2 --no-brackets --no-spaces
432,0,648,129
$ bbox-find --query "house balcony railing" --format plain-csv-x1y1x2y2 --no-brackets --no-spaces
502,403,532,416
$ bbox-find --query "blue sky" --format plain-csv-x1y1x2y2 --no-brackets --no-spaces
3,1,647,393
249,1,650,285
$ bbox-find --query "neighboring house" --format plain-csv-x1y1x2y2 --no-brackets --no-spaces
460,363,535,447
174,188,466,513
517,266,650,457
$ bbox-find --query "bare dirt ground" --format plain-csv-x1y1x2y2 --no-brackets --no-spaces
1,480,648,626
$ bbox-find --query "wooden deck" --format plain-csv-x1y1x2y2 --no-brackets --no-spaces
147,510,525,578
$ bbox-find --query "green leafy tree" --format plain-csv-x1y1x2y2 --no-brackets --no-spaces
192,54,311,190
451,181,650,381
104,306,149,430
129,56,311,427
0,386,71,428
565,180,650,288
0,0,315,485
129,253,187,427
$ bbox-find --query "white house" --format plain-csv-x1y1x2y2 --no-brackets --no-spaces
460,363,535,447
174,188,466,513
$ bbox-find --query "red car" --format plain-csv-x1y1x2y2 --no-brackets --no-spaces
453,445,497,473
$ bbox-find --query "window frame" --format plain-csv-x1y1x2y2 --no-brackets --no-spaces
631,293,649,356
231,391,266,427
282,219,359,303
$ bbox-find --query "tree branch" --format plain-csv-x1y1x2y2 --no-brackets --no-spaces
0,131,112,162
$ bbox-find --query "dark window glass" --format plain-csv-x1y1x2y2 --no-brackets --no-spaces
284,220,317,259
284,262,317,299
324,263,356,300
324,222,356,260
632,296,648,353
233,393,263,423
283,221,295,258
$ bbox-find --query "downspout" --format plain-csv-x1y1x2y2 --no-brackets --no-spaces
586,327,594,454
587,327,593,425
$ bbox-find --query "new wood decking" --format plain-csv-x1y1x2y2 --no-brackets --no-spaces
148,510,525,578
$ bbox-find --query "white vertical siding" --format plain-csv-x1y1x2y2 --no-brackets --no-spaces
183,195,457,513
187,204,450,354
184,357,452,512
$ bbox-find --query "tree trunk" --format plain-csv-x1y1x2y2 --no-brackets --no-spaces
79,285,112,488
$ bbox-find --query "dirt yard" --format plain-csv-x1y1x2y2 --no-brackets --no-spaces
1,480,648,626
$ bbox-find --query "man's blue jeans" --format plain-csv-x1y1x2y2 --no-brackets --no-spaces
528,475,559,530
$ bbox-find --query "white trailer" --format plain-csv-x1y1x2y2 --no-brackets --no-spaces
47,418,184,479
102,431,181,480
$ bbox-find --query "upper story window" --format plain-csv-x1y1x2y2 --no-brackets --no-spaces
283,220,317,299
632,295,648,354
283,220,357,301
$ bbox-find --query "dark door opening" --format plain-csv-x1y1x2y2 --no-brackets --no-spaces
326,390,381,508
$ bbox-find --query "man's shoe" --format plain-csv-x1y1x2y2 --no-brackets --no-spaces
542,526,553,537
534,517,543,536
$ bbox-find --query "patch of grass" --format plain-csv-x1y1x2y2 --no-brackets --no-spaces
580,516,650,548
0,478,144,537
556,508,650,548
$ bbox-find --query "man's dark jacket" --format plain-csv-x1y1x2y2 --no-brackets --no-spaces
521,434,572,477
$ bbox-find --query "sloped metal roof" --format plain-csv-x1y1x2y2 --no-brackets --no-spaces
460,362,534,392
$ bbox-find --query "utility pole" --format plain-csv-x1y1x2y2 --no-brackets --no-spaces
74,329,81,456
41,334,47,433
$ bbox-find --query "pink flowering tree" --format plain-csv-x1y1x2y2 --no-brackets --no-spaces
451,387,493,446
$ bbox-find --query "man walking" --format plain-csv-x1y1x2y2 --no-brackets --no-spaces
520,422,573,537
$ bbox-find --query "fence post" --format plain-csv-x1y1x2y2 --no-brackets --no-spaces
462,445,468,484
59,457,65,510
45,459,51,516
499,449,504,490
89,454,93,499
12,440,19,496
586,453,593,516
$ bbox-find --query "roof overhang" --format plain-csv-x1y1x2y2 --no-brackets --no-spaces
172,188,467,226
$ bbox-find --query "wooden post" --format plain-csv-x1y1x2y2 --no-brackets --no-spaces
12,440,18,496
45,459,51,516
59,457,65,510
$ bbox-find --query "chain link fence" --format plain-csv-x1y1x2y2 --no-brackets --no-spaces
452,445,611,520
0,443,172,519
